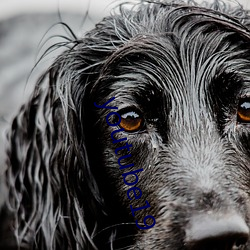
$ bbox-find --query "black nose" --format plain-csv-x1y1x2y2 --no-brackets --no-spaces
185,213,249,250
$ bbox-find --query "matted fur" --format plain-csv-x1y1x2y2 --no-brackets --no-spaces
2,0,250,249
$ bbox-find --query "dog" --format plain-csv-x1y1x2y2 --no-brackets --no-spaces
1,0,250,249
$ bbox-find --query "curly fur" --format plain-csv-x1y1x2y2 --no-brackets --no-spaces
2,0,250,249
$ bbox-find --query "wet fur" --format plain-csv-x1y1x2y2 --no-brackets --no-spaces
2,0,250,249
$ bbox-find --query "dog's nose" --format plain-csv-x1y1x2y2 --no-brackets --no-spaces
185,213,249,250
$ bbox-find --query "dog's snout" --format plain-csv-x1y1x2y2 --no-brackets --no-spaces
185,213,249,250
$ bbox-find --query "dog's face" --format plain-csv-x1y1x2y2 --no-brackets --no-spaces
3,1,250,250
89,3,250,250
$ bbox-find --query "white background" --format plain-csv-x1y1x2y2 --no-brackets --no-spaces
0,0,119,20
0,0,250,20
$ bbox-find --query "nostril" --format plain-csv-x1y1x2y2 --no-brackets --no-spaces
235,235,248,248
185,213,249,250
187,233,248,250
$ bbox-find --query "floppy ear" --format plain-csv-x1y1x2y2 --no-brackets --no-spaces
3,17,125,249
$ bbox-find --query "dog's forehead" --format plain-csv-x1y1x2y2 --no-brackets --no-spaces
108,37,248,100
105,7,250,103
91,3,250,124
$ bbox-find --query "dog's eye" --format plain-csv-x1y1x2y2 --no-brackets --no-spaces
237,99,250,123
119,110,144,132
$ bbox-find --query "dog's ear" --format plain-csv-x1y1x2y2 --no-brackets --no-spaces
3,17,124,249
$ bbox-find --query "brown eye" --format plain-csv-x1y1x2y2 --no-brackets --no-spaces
237,99,250,123
119,110,144,132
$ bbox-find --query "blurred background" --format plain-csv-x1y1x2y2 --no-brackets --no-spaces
0,0,250,174
0,0,119,172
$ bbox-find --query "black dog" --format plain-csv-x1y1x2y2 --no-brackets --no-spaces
2,0,250,249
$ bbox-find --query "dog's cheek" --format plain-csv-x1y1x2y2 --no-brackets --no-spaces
102,129,160,218
236,128,250,158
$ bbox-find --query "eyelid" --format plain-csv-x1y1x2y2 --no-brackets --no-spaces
117,104,143,114
239,91,250,99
